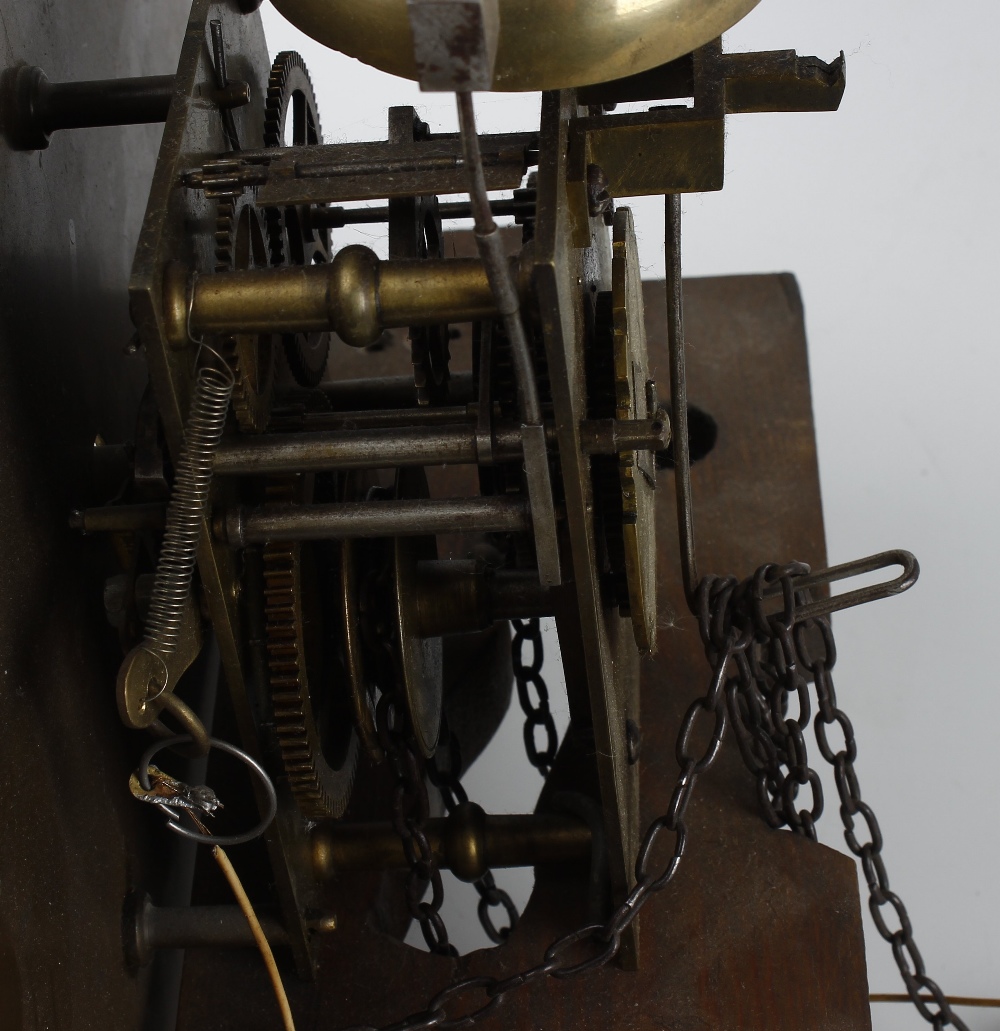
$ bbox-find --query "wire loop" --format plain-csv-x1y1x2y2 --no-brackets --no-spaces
137,734,277,846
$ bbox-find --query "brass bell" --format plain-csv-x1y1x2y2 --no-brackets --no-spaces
269,0,762,91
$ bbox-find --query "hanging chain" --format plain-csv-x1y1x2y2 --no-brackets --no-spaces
340,592,733,1031
375,691,456,958
699,562,969,1031
336,561,968,1031
427,726,521,945
511,617,558,776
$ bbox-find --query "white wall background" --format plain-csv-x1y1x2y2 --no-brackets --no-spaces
260,3,999,1027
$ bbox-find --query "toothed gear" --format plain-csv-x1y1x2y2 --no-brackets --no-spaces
262,51,332,389
587,208,657,654
589,292,630,609
263,481,358,820
214,192,275,432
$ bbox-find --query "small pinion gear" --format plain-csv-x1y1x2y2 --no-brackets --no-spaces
214,192,275,432
263,481,358,819
262,52,332,389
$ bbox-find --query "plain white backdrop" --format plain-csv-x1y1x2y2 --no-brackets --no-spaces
259,3,999,1027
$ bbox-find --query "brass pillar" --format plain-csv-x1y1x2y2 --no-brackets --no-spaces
167,245,512,349
311,803,592,883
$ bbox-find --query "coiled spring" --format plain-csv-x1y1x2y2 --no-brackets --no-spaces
143,358,234,660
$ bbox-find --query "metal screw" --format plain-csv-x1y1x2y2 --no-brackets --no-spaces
307,913,338,933
586,163,613,220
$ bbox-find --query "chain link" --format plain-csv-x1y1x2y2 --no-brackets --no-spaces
511,618,558,775
427,726,521,945
375,690,456,958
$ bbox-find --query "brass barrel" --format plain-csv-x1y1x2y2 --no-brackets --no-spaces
178,246,501,349
311,803,591,883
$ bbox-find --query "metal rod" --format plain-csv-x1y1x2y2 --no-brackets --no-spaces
40,74,175,130
269,402,476,432
312,807,591,883
456,91,540,427
489,569,556,619
870,995,1000,1010
3,66,178,151
213,423,527,475
320,372,475,410
140,638,219,1031
69,501,166,533
184,251,500,348
779,549,920,622
579,416,669,455
210,19,241,152
456,92,559,585
217,495,532,547
129,896,289,965
666,193,698,607
412,562,555,636
309,197,530,229
299,153,462,179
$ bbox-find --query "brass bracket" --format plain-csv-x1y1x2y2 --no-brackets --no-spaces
568,40,847,204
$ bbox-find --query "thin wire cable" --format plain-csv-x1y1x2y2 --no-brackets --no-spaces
455,90,540,427
665,192,697,605
213,844,296,1031
871,995,1000,1009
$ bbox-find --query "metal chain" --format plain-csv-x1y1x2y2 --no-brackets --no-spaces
698,562,969,1031
375,691,456,958
427,726,521,944
336,562,964,1031
339,587,735,1031
511,617,558,775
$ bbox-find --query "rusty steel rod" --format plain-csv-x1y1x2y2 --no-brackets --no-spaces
666,192,698,606
213,422,527,475
217,495,532,547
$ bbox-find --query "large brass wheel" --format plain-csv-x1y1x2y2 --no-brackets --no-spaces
263,479,359,820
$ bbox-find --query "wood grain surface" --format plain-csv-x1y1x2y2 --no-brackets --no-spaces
0,2,187,1029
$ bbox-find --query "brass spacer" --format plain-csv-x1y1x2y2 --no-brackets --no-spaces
162,260,194,349
442,801,489,882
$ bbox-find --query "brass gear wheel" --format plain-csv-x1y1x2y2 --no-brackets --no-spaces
589,207,658,654
262,51,332,389
215,192,275,432
263,480,358,819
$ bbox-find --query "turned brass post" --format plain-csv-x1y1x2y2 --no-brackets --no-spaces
311,803,591,883
166,245,517,349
